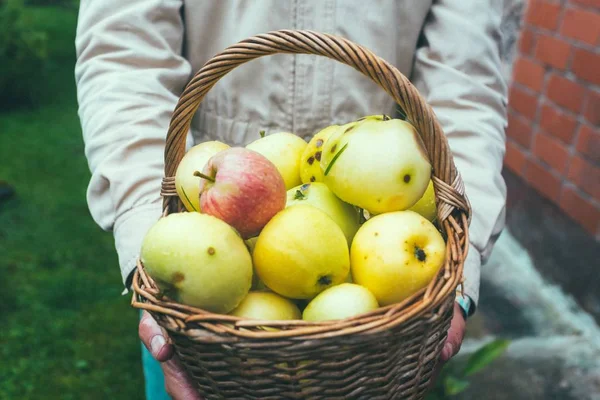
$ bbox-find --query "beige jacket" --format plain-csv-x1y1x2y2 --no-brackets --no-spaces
74,0,508,312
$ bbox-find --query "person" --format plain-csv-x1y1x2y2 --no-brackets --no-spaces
74,1,508,399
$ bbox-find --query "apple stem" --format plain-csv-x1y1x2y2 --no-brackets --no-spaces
194,171,215,182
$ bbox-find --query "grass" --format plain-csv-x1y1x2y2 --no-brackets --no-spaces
0,6,145,399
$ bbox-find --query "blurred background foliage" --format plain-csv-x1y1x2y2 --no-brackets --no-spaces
0,1,144,399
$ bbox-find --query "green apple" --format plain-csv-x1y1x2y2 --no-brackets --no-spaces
140,212,253,313
300,124,340,184
351,210,446,306
229,291,301,321
246,132,307,189
302,283,379,322
316,115,387,175
286,182,360,246
175,141,230,212
320,118,431,214
408,180,437,222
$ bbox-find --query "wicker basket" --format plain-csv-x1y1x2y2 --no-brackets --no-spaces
131,29,471,400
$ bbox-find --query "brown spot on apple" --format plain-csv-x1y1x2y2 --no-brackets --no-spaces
207,247,216,255
314,151,322,161
307,156,315,165
172,272,185,283
310,176,316,182
344,125,355,134
318,275,332,286
374,232,379,237
330,144,337,153
403,174,411,183
315,139,324,148
414,247,426,262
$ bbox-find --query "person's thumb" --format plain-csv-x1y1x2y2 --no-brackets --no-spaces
138,310,174,362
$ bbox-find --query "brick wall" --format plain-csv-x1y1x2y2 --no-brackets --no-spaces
505,0,600,238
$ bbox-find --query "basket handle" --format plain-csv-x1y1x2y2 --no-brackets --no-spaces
161,29,471,223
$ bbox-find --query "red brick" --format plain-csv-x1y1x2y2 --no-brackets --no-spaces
525,159,563,202
506,112,535,148
560,186,600,234
576,124,600,163
568,155,600,199
570,0,600,9
560,7,600,45
513,57,546,92
533,133,571,174
509,86,539,119
534,35,572,69
546,74,586,112
519,29,536,55
583,90,600,125
572,48,600,85
526,1,562,30
504,142,528,175
539,104,578,143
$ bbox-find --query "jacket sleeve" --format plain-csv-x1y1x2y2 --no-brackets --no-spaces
74,0,192,288
411,0,509,313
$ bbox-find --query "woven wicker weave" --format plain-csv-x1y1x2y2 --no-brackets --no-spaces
132,29,471,400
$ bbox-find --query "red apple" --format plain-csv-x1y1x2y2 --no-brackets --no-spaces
196,147,286,238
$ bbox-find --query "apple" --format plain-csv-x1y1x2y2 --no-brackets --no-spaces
196,147,286,239
320,118,431,214
246,132,307,189
350,210,446,306
315,115,387,177
299,124,340,184
140,212,253,313
253,204,350,299
229,291,301,321
175,141,230,212
286,182,360,246
302,283,379,322
408,180,438,222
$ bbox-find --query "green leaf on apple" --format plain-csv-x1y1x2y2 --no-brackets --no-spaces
294,190,307,200
324,143,348,176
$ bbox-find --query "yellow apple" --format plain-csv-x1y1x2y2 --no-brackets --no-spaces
320,118,431,214
246,132,307,189
351,210,445,306
286,182,360,246
175,141,230,212
408,180,438,222
253,205,350,299
302,283,379,322
300,124,340,184
229,291,301,321
140,212,253,313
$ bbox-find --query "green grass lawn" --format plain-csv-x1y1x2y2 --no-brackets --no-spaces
0,6,145,399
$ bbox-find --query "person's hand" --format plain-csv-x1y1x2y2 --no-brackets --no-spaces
440,302,466,363
139,311,202,400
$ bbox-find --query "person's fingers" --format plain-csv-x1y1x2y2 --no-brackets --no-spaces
440,303,466,362
138,310,174,362
162,356,203,400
